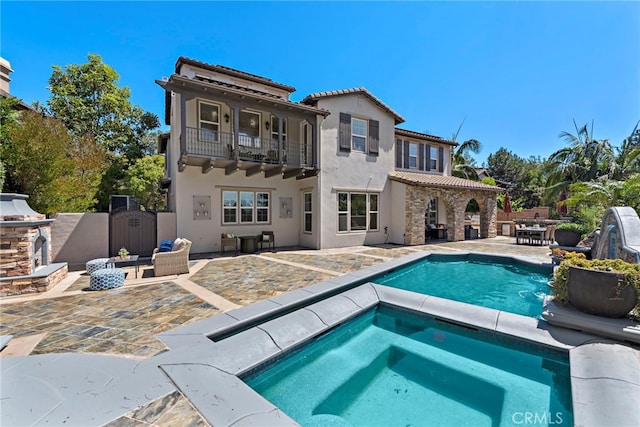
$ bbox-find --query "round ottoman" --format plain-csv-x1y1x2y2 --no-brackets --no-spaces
90,268,125,290
86,258,111,275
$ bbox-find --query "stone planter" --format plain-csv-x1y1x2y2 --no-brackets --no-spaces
555,229,582,247
567,266,637,318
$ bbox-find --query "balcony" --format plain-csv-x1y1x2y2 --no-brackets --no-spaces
179,127,316,179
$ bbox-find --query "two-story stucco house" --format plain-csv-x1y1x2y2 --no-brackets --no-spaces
156,57,500,254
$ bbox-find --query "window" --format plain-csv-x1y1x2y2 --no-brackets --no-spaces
351,117,367,152
409,143,418,169
426,198,437,225
239,110,261,147
350,193,367,230
303,192,312,233
430,146,438,170
369,194,379,231
271,116,287,146
199,101,220,142
337,192,380,232
223,191,237,223
222,190,270,224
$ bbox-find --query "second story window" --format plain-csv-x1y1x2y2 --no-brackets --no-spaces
409,143,418,169
430,146,438,170
351,118,367,152
199,101,220,142
239,110,261,147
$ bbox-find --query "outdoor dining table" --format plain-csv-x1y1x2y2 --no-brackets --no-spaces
516,227,547,246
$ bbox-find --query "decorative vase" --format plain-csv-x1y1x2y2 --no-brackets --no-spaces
555,230,582,247
567,266,637,318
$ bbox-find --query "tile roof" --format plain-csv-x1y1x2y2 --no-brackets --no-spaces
175,57,296,93
301,87,405,125
389,171,502,192
395,128,457,146
157,75,329,126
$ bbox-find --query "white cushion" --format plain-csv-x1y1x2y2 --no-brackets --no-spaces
172,238,186,251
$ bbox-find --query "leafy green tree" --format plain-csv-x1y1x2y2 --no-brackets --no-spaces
0,97,23,191
123,155,165,211
486,148,546,209
46,53,159,210
609,121,640,180
447,119,482,180
4,110,106,214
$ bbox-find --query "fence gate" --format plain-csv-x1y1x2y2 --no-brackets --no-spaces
109,208,157,257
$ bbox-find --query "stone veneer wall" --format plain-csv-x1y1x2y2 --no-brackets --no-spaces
0,264,68,296
0,224,52,277
404,185,497,245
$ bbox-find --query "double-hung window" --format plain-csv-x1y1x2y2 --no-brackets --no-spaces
430,146,438,170
337,192,380,232
303,192,312,233
408,143,418,169
351,118,367,152
222,190,270,224
199,101,220,142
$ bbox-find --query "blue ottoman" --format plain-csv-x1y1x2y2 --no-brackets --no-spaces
86,258,111,275
90,268,125,290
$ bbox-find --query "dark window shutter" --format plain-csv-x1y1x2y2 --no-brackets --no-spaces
439,146,444,173
426,144,431,170
396,139,402,168
339,113,351,152
368,120,379,156
418,144,425,171
404,140,410,169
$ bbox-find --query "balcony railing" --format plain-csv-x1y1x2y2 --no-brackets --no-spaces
185,127,312,167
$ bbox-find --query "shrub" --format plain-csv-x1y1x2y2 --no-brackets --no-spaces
552,256,640,316
555,222,591,236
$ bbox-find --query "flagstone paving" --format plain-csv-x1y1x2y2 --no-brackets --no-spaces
261,252,387,274
188,256,334,306
1,282,219,358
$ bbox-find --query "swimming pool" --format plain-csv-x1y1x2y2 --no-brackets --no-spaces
245,305,573,426
373,253,552,317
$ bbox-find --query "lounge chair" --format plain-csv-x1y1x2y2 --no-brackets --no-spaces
152,238,191,276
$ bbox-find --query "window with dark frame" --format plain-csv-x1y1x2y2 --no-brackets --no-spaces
304,192,312,233
222,190,270,225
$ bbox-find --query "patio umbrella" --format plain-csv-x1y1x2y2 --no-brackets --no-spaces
503,192,512,213
558,189,568,215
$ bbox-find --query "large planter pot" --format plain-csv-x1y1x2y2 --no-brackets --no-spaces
555,229,582,247
567,266,637,318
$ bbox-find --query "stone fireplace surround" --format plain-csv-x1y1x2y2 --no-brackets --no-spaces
0,194,67,296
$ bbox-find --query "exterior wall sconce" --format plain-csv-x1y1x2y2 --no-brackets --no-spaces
265,121,270,130
224,113,230,123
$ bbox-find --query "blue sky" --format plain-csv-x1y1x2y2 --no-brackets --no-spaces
2,1,639,165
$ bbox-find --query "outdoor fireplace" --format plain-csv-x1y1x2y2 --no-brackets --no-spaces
0,193,67,295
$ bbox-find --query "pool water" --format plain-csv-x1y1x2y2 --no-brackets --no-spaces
245,307,572,427
373,254,551,317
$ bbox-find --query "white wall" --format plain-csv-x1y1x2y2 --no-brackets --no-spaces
316,94,397,248
390,180,407,244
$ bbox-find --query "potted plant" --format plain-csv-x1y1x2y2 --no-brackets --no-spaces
554,222,590,247
118,247,130,260
552,255,640,318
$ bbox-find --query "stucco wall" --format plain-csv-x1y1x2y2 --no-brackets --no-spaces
173,167,311,254
315,94,396,249
51,212,177,270
51,213,109,269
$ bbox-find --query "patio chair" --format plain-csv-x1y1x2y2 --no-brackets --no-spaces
544,225,556,245
258,231,275,251
221,233,238,255
152,238,191,276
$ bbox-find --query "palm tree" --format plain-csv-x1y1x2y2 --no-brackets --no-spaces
544,120,615,189
450,119,482,180
609,121,640,180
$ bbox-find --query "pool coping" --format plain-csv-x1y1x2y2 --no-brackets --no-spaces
154,251,640,427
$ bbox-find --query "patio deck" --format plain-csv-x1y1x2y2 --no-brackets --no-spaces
2,237,635,426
